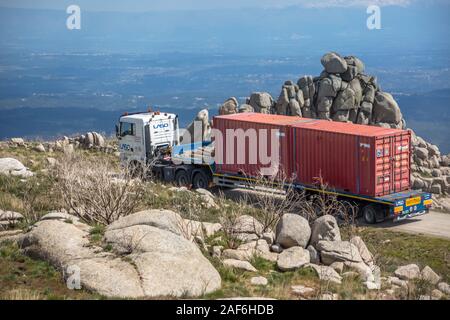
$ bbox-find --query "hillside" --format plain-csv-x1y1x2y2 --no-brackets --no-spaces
0,138,450,300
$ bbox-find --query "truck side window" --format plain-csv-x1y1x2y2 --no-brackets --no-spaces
120,122,135,137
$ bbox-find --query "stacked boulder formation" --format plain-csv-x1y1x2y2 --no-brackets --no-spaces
411,131,450,211
217,51,449,211
219,52,403,129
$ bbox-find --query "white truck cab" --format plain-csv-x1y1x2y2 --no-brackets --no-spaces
116,111,179,167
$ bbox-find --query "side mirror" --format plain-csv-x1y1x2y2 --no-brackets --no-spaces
115,124,120,139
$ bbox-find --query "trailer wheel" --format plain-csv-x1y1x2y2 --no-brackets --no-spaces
335,201,356,222
192,171,209,189
362,205,377,224
175,170,189,186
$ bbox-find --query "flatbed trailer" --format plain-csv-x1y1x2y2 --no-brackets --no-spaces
117,111,432,224
150,140,432,224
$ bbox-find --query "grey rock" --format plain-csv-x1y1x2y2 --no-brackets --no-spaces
317,240,362,265
105,224,221,297
317,96,333,112
305,263,342,284
415,147,429,160
0,158,33,178
262,231,275,245
275,214,311,248
0,210,24,221
421,266,441,285
219,97,238,115
271,244,283,253
430,184,442,194
431,289,444,300
291,285,315,297
310,215,341,248
289,99,302,116
277,246,310,271
318,77,340,98
249,92,273,113
223,259,257,272
222,249,252,261
372,91,402,124
321,52,348,74
232,215,264,235
437,282,450,295
332,110,349,122
34,144,46,152
394,264,420,280
307,245,320,264
332,87,356,111
19,220,145,298
238,104,254,113
349,236,374,266
11,137,25,145
250,276,268,286
107,209,184,236
330,261,344,274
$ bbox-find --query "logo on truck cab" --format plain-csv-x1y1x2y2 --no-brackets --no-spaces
153,122,169,129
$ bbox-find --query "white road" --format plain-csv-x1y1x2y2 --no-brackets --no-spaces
365,210,450,240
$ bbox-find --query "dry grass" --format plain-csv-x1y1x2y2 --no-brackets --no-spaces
54,153,147,225
1,289,43,300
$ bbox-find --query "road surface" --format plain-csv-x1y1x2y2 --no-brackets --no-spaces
363,210,450,240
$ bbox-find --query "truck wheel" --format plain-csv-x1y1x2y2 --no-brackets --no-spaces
175,170,189,186
362,205,377,224
193,171,209,189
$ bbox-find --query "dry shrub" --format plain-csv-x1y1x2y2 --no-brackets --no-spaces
54,154,147,225
232,172,358,234
239,172,307,232
215,192,246,249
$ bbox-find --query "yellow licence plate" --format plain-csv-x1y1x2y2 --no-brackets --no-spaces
406,196,421,207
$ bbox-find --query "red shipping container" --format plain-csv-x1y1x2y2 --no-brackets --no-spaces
290,120,410,197
213,113,411,197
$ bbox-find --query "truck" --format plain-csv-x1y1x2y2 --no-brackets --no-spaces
116,110,432,224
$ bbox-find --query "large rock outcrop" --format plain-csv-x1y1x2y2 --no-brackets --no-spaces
221,51,405,129
15,211,221,298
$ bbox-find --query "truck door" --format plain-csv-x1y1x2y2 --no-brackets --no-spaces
118,120,145,165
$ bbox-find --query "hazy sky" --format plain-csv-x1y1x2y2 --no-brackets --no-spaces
0,0,434,12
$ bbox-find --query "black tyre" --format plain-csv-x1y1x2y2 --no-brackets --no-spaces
175,170,189,186
192,171,209,189
362,205,377,224
335,201,357,222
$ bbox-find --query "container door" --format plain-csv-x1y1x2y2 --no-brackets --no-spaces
357,137,373,196
392,132,411,193
375,136,393,196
